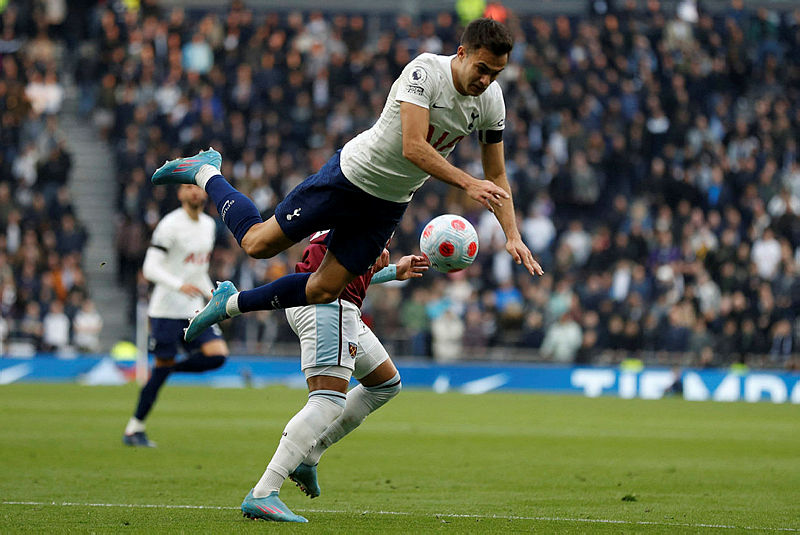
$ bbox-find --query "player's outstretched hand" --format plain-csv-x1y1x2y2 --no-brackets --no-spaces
396,255,429,281
180,283,207,297
465,178,509,213
506,237,544,276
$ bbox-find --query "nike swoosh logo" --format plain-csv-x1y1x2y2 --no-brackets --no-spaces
431,103,446,109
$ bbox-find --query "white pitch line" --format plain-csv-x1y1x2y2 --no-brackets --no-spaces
2,501,798,532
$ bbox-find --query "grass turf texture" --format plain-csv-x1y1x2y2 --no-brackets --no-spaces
0,383,798,534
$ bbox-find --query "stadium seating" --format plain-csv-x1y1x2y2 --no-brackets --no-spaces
0,2,99,356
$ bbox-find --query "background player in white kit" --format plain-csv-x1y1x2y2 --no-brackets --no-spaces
122,184,229,447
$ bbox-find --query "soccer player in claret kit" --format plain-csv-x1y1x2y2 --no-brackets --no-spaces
122,184,229,447
149,17,542,518
239,231,427,522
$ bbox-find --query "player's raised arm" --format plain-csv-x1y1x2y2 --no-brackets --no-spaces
481,141,543,276
400,102,509,212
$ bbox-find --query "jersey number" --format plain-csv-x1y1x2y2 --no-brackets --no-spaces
426,126,464,153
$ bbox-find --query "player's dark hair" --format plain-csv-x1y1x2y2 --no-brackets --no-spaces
460,18,513,57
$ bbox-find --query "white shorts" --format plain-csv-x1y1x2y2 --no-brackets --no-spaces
285,299,389,381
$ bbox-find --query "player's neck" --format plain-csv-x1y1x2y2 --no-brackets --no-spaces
182,204,201,220
450,57,467,95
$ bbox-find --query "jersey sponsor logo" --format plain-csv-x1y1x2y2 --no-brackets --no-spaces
406,85,424,96
431,103,446,109
348,342,358,358
286,208,302,221
409,66,428,84
220,199,235,221
183,252,211,264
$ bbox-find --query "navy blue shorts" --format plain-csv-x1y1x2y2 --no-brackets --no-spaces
149,317,222,359
274,151,409,275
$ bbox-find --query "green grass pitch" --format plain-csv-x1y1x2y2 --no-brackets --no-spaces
1,382,798,533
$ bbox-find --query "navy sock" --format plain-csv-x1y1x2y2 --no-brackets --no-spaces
134,366,171,421
206,175,263,245
238,272,311,312
173,355,226,373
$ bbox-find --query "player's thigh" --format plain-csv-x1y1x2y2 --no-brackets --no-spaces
149,317,183,361
326,200,407,277
289,301,360,379
306,372,350,394
359,359,399,387
306,251,358,303
273,151,345,242
182,324,227,356
199,338,228,356
353,320,394,383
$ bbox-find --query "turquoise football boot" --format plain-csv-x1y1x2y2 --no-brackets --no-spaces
151,148,221,185
184,281,238,342
122,431,156,448
241,489,308,523
289,463,321,498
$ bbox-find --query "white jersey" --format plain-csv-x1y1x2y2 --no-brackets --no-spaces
145,208,216,319
340,53,506,203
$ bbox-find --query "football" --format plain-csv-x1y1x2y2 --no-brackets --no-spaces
419,214,479,273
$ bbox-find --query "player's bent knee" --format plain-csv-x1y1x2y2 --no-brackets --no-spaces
241,232,276,259
365,371,402,400
240,219,294,259
201,339,229,358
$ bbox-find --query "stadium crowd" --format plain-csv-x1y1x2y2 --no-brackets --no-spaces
2,0,800,369
0,1,102,355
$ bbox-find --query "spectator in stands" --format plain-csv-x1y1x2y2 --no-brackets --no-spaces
400,288,430,356
42,300,70,352
431,308,465,362
540,312,582,363
751,227,782,280
73,299,103,353
0,1,94,356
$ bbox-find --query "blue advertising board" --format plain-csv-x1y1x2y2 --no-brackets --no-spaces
1,356,799,404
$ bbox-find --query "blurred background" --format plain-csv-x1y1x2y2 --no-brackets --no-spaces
1,0,800,372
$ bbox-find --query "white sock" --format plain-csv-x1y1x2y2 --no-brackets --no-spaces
195,164,220,190
124,417,145,435
252,391,345,498
304,373,401,466
225,293,241,317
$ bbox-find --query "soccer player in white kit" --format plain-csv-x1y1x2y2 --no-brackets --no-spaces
122,184,229,447
150,18,542,520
